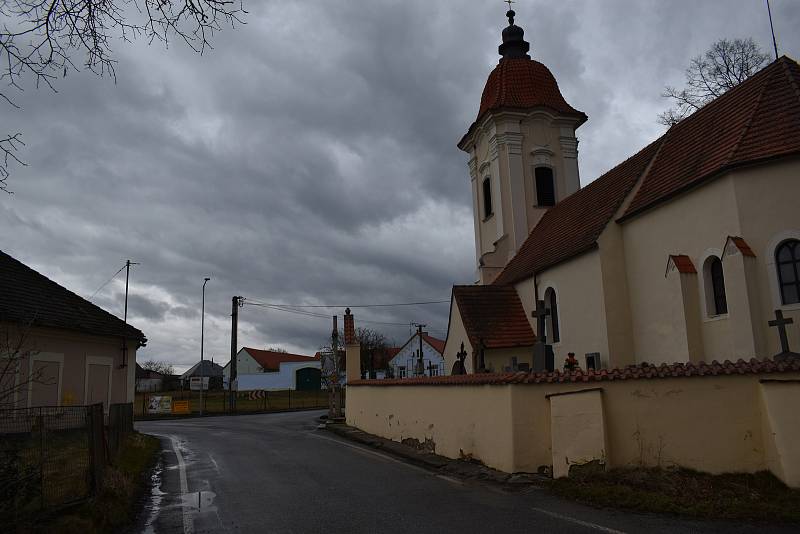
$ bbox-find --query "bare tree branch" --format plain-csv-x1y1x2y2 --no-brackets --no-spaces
0,0,247,188
658,38,769,126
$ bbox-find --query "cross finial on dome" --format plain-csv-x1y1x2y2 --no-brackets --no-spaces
498,3,530,59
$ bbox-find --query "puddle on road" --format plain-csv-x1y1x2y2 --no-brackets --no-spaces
141,459,166,534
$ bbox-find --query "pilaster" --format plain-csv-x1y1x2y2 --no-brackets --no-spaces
496,131,527,254
723,237,762,359
558,125,581,197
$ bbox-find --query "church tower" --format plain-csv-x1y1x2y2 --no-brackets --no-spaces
458,9,588,285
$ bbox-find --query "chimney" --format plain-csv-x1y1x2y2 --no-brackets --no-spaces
344,308,355,345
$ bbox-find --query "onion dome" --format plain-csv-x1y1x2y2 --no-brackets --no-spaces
465,9,587,142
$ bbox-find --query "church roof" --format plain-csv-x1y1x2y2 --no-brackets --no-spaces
493,138,663,285
621,56,800,220
460,59,587,148
493,56,800,285
452,285,535,349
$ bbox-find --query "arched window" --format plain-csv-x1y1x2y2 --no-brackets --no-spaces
535,167,556,207
482,177,493,218
704,256,728,316
545,287,560,343
776,239,800,305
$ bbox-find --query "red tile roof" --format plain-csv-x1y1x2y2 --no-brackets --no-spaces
668,254,697,274
727,236,757,257
243,348,319,372
490,57,800,285
478,58,586,123
422,334,445,355
452,285,535,349
348,358,800,386
0,249,146,343
621,56,800,220
492,138,663,285
461,58,587,147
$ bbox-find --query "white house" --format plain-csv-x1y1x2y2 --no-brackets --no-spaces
223,348,321,391
388,332,446,378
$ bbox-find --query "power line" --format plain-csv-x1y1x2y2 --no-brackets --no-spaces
244,302,436,328
88,264,127,300
244,298,450,309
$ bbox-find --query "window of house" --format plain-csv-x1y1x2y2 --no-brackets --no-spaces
545,287,560,343
705,256,728,315
776,239,800,305
535,167,556,207
482,177,493,218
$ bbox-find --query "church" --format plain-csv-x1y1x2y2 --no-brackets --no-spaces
442,9,800,375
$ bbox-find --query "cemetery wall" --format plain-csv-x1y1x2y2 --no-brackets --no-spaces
346,367,800,486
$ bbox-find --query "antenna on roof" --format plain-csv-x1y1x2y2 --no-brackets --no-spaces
766,0,779,60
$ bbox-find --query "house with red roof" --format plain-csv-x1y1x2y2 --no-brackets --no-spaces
387,331,446,378
223,348,321,391
444,10,800,374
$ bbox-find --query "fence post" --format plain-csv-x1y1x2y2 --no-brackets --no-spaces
87,403,106,495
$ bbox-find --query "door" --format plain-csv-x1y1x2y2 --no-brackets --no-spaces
86,363,111,412
295,367,321,391
29,360,61,407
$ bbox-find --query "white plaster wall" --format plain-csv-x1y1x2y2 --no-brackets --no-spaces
622,175,741,364
443,299,474,374
515,250,609,369
389,336,445,377
236,362,321,391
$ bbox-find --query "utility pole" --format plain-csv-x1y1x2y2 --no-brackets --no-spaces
766,0,779,60
329,315,339,418
414,323,426,376
200,277,211,416
229,296,242,412
121,259,138,369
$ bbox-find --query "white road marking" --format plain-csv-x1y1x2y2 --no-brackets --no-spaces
169,435,194,534
531,507,628,534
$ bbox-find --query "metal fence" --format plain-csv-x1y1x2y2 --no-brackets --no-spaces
134,388,339,418
0,402,132,522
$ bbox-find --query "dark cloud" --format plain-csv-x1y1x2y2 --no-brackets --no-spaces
2,0,798,371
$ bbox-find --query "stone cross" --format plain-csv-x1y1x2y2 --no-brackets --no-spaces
769,310,799,361
532,299,550,344
452,342,468,375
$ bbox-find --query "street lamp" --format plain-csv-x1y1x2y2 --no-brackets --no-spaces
200,277,211,415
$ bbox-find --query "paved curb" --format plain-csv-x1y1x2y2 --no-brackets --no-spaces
324,422,546,487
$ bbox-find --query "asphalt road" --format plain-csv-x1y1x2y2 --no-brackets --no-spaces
134,411,790,534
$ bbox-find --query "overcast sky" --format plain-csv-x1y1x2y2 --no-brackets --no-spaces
2,1,798,372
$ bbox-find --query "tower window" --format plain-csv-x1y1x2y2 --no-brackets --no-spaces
776,239,800,305
535,167,556,207
482,177,493,218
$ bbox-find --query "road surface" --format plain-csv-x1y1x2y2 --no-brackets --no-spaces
134,411,788,533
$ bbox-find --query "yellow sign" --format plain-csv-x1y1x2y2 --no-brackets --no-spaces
172,400,190,414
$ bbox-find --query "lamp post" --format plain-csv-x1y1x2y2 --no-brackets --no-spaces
200,277,211,415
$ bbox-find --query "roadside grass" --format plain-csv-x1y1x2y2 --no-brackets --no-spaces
547,467,800,523
40,432,160,534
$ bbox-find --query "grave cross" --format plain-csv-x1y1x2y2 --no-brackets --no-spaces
532,299,550,344
769,309,795,355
